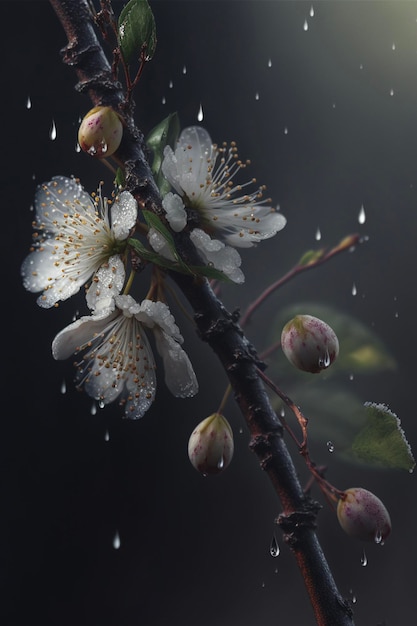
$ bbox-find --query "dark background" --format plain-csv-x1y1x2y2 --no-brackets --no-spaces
2,1,417,624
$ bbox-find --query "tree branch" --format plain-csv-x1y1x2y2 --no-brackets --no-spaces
48,1,355,623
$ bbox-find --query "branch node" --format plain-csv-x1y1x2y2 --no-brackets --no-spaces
276,500,322,547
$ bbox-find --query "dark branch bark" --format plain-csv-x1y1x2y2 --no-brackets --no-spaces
48,1,355,624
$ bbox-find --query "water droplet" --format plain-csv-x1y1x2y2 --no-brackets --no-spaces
182,65,187,74
409,467,414,474
358,204,366,224
359,63,364,70
269,534,280,557
284,126,288,135
318,350,331,369
113,530,121,549
169,79,173,89
90,402,97,416
197,103,204,122
349,588,357,604
274,567,278,574
49,119,57,141
389,88,394,97
217,456,224,470
360,549,368,566
326,440,335,453
239,427,243,434
104,429,110,442
255,92,260,101
60,379,66,394
280,406,285,417
315,226,321,241
310,5,315,17
75,142,81,153
261,581,266,588
349,373,354,381
267,58,272,68
394,311,399,319
303,19,309,31
351,282,357,296
392,42,396,51
26,95,32,110
162,96,166,105
374,529,384,545
99,399,105,409
87,145,97,156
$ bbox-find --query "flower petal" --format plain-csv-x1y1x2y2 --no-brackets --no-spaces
154,329,198,398
110,191,138,240
162,192,187,232
85,254,125,316
190,228,245,284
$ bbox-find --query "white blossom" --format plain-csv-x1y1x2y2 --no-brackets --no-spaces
161,126,286,248
21,176,137,308
52,295,197,419
162,192,187,232
190,229,244,284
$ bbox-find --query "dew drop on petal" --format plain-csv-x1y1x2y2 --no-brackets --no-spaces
49,119,57,141
360,549,368,567
113,530,121,550
26,95,32,110
269,534,280,557
358,204,366,224
197,103,204,122
315,226,321,241
60,379,66,394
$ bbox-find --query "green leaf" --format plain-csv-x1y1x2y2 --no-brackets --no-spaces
298,249,325,266
145,113,180,194
348,402,415,471
142,210,187,265
114,167,126,188
118,0,157,64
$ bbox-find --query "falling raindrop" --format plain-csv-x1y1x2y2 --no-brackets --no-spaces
99,399,105,409
310,5,315,17
26,95,32,110
351,282,357,296
162,96,166,105
255,92,260,101
182,65,187,74
394,311,399,319
274,567,278,574
315,227,321,241
197,103,204,122
360,549,368,567
104,429,110,442
359,63,364,70
349,589,357,604
326,441,335,453
261,582,266,588
283,126,288,135
267,58,272,68
60,379,66,394
389,88,394,97
358,204,366,224
269,534,280,557
75,142,81,153
239,427,243,434
169,79,173,89
392,42,396,51
280,406,285,418
349,373,354,381
90,402,97,416
303,19,309,31
113,530,121,550
49,119,57,141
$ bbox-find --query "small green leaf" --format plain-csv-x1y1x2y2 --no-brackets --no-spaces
114,167,126,188
118,0,157,64
348,402,415,471
145,113,180,194
298,249,325,266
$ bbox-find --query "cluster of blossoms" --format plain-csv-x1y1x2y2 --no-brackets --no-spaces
21,125,286,420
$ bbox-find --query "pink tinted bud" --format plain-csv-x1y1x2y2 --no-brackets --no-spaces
337,487,391,543
281,314,339,373
188,413,234,475
78,106,123,158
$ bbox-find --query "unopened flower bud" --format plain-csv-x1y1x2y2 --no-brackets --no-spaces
78,106,123,158
281,314,339,373
188,413,234,475
337,487,391,543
